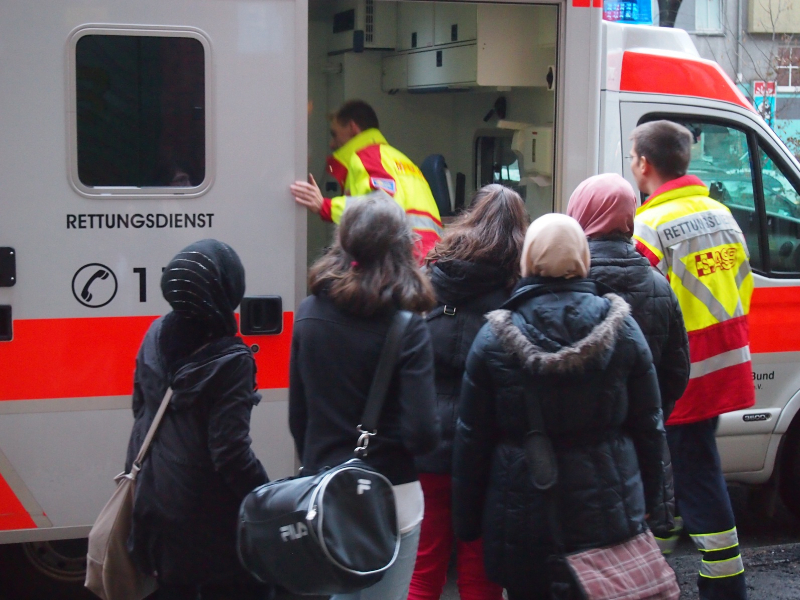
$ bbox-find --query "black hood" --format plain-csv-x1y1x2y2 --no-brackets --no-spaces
488,278,630,375
429,260,509,305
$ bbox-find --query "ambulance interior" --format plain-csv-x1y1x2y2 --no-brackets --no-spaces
307,1,559,262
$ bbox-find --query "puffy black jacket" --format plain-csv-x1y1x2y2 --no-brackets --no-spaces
125,317,268,585
588,238,689,415
452,278,666,593
588,237,690,536
416,260,509,474
289,294,440,485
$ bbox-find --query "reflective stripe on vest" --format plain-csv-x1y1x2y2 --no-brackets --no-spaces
342,196,443,238
700,554,745,579
408,213,444,236
655,209,739,247
690,346,751,379
665,228,749,324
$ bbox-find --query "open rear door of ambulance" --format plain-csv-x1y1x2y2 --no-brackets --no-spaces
0,0,306,588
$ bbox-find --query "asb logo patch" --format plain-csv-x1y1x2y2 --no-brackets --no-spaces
694,247,737,277
370,177,397,195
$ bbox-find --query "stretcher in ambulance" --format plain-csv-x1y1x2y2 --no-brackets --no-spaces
1,0,800,594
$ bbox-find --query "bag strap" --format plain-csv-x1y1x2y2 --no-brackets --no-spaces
522,381,566,552
132,387,174,470
424,304,457,321
355,310,413,457
522,383,558,489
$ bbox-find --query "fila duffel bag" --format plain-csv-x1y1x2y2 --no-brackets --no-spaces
237,458,399,596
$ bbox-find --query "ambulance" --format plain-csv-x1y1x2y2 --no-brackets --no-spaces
2,0,800,595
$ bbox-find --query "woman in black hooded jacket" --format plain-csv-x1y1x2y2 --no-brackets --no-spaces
567,173,690,549
408,185,528,600
124,239,270,600
452,214,667,600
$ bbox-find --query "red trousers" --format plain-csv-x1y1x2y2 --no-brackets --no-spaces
407,473,503,600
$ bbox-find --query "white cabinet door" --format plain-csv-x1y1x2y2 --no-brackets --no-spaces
434,3,477,45
407,44,477,87
397,2,434,50
382,54,408,91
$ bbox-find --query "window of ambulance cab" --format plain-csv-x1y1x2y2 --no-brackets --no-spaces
72,33,207,194
674,120,764,272
756,143,800,275
641,115,800,278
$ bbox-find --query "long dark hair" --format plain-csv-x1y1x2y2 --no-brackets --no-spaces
425,184,529,288
309,193,435,316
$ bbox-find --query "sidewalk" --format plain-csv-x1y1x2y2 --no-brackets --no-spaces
669,543,800,599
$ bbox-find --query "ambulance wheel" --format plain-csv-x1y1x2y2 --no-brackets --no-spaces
0,539,94,599
779,425,800,521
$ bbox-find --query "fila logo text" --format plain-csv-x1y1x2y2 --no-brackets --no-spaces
280,522,309,542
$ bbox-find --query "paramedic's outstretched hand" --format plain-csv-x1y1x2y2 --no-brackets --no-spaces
291,174,323,214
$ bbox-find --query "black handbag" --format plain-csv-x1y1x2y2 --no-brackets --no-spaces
237,311,412,596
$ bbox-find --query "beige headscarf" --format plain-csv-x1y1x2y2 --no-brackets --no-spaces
520,214,591,279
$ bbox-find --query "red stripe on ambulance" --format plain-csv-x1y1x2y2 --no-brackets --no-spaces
0,314,293,401
620,51,753,111
0,473,36,530
750,287,800,354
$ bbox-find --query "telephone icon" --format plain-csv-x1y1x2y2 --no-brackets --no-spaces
81,269,109,303
72,263,118,308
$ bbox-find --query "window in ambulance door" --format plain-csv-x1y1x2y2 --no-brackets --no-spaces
660,119,763,271
75,35,205,188
756,143,800,275
474,134,525,199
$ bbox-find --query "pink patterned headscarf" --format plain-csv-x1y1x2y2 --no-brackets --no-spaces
566,174,637,238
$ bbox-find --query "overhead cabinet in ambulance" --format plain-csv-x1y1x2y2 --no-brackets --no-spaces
384,4,556,91
396,3,477,50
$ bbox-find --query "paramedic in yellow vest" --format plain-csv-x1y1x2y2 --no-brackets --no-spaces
630,120,753,600
291,100,443,262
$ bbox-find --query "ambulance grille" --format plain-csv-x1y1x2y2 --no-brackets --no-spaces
365,0,374,43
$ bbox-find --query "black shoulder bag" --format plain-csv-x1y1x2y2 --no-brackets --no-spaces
522,384,679,600
237,311,413,596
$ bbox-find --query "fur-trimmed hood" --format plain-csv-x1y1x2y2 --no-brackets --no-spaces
486,293,630,375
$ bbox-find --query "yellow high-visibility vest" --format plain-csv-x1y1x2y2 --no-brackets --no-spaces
633,175,755,425
321,129,442,261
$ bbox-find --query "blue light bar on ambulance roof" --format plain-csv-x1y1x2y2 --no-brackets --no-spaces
603,0,653,24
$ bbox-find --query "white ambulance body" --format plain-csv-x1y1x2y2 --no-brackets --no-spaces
1,0,800,594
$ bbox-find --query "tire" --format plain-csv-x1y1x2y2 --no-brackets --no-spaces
779,425,800,521
0,539,94,600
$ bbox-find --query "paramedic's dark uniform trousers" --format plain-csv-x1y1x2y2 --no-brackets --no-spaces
668,418,747,600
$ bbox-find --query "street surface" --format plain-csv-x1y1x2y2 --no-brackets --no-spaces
441,485,800,599
1,486,799,599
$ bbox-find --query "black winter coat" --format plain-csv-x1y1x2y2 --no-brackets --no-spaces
289,294,440,485
125,317,268,585
588,238,690,536
452,278,666,593
416,260,509,474
588,238,690,416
